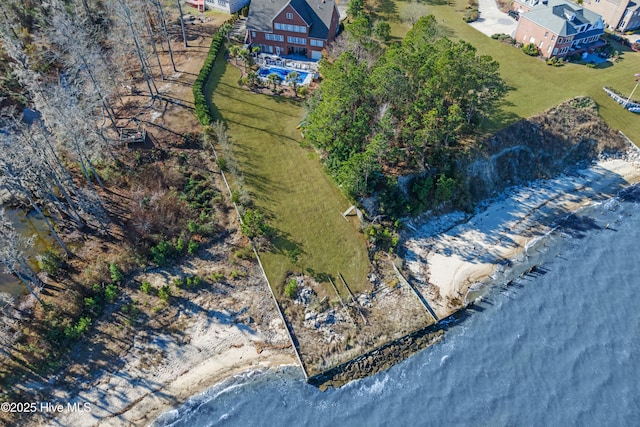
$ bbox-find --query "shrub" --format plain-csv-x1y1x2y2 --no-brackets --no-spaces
158,285,171,302
109,263,124,283
586,62,596,68
84,297,99,314
150,240,175,266
364,224,399,252
522,43,539,56
140,281,153,294
235,245,254,260
185,275,201,288
240,209,272,239
284,279,298,298
463,9,479,22
187,240,200,255
64,317,92,340
105,283,118,303
546,56,564,67
175,236,186,254
38,249,64,276
230,270,245,280
210,271,225,282
217,157,228,171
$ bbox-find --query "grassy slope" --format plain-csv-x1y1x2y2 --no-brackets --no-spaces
390,0,640,140
207,56,370,295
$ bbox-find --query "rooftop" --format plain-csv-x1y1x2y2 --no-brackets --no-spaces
520,0,603,36
247,0,336,39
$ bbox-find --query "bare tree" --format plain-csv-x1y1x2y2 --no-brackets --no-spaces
150,0,177,72
143,1,166,80
176,0,189,48
110,0,160,100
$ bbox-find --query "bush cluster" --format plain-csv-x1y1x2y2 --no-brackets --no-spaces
546,56,564,67
522,43,540,56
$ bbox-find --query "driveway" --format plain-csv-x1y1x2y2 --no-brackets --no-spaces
468,0,518,37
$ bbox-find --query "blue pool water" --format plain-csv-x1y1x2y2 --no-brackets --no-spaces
258,66,308,84
154,184,640,427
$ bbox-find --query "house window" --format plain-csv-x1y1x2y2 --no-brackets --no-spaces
286,24,294,32
544,31,548,38
553,47,558,55
551,35,555,41
286,12,293,19
252,31,256,38
558,37,563,43
265,33,284,42
218,0,227,6
275,23,281,30
310,39,323,47
287,36,306,45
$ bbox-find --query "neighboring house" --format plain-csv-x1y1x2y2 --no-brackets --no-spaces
246,0,340,59
581,0,640,32
185,0,249,14
513,0,605,58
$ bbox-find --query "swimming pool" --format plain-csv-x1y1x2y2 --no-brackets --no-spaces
258,66,309,84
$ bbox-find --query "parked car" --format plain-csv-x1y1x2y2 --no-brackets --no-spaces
507,10,519,20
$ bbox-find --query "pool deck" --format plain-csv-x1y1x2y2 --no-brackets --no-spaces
257,60,315,86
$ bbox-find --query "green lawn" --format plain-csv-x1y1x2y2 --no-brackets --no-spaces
389,0,640,141
207,56,370,295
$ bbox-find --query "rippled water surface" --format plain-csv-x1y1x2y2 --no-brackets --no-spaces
155,187,640,427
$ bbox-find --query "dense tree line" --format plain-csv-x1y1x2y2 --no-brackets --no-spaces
305,15,506,216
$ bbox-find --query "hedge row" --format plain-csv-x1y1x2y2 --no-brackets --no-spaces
193,31,226,125
193,15,239,126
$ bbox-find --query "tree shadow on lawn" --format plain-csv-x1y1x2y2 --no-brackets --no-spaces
222,118,301,144
481,96,522,132
268,230,306,266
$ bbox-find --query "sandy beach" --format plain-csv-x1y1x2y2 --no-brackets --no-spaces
37,319,296,427
404,156,640,319
29,279,297,427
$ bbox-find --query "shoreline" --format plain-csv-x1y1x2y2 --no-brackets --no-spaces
37,335,297,427
404,156,640,320
26,155,640,425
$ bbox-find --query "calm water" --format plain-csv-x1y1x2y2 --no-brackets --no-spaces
154,185,640,427
0,208,52,295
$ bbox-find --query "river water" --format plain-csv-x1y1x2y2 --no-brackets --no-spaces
0,208,52,296
154,184,640,426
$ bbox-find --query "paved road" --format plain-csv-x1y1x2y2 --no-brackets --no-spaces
469,0,518,37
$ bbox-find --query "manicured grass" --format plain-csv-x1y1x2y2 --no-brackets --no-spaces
390,0,640,142
207,55,370,295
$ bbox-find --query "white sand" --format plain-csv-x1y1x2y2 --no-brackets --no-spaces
405,158,640,319
34,302,297,427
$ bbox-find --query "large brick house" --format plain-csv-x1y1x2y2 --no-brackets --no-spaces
580,0,640,32
246,0,340,59
513,0,605,58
